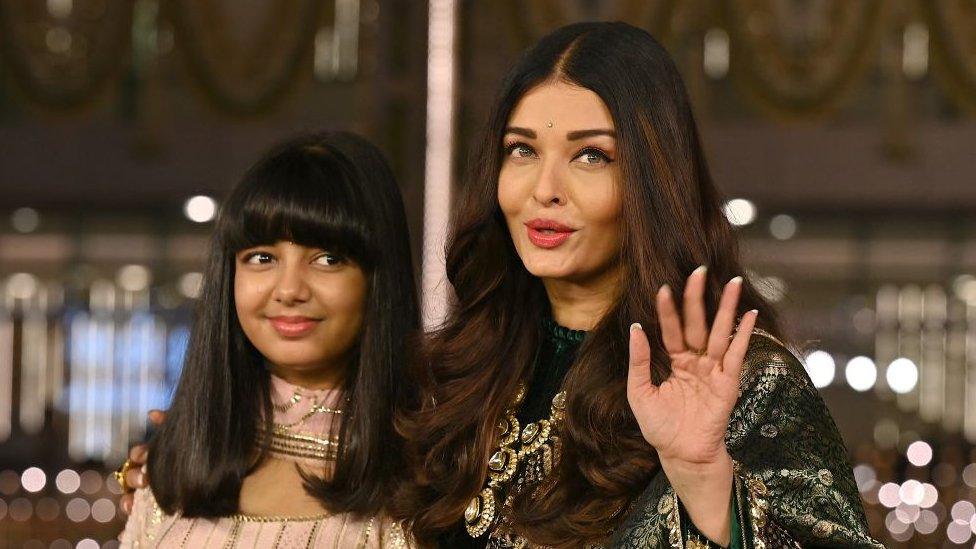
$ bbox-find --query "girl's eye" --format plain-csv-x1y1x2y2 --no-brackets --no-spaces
504,142,536,159
574,147,613,166
314,253,343,267
244,252,274,265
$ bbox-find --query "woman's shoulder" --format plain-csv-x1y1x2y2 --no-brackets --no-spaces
739,328,806,385
728,328,826,442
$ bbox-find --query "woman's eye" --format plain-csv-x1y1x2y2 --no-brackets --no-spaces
574,148,612,166
505,142,535,159
244,252,274,265
314,253,343,267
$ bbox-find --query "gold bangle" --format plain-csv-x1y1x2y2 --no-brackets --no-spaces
114,459,134,492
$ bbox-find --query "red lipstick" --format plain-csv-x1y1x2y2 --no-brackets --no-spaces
525,219,576,249
268,316,321,338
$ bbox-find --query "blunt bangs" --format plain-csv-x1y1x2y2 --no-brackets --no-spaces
217,143,375,268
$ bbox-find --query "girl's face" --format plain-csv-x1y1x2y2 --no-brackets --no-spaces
497,81,623,285
234,241,367,387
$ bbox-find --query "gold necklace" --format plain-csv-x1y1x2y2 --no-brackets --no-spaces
262,391,346,462
464,385,567,537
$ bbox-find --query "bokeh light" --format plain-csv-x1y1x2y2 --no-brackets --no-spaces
0,470,18,495
846,356,877,392
183,195,217,223
906,440,933,467
11,207,40,233
723,198,756,227
9,497,32,521
963,464,976,488
769,214,797,240
899,480,924,506
178,272,203,299
804,350,836,388
91,498,115,523
116,265,151,293
79,470,103,495
56,470,80,494
886,358,919,394
65,498,90,522
21,467,46,493
916,509,938,534
35,497,59,521
879,482,901,508
951,500,975,522
947,519,972,544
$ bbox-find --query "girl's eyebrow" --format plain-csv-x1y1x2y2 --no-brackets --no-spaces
503,127,616,141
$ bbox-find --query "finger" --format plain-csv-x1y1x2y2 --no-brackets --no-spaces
627,323,656,401
120,494,134,515
723,310,758,379
124,466,146,490
706,277,743,360
148,409,167,425
655,285,686,354
682,265,709,351
128,444,148,465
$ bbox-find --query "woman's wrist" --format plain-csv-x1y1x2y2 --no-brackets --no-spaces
660,451,734,546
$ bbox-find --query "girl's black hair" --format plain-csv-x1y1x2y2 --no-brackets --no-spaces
148,131,418,517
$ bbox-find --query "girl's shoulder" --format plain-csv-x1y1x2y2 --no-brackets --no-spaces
118,487,169,548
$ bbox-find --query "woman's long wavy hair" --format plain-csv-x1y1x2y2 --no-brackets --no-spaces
393,22,782,546
148,131,418,518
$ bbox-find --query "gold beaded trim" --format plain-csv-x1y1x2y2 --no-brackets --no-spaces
256,428,340,462
228,512,332,523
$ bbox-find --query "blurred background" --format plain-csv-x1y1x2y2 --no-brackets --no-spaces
0,0,974,547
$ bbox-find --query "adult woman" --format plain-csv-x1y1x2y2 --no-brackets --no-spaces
119,132,416,547
393,22,881,548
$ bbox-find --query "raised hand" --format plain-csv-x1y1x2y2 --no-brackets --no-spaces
626,266,756,464
626,266,757,544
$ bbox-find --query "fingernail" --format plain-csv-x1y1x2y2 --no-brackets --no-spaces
141,464,147,475
658,284,671,296
630,322,643,332
750,309,759,316
693,265,707,275
729,276,743,285
122,499,132,514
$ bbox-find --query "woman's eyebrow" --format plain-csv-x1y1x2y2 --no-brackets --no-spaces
504,126,536,138
566,129,615,140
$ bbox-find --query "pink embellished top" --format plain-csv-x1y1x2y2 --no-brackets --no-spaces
118,375,411,548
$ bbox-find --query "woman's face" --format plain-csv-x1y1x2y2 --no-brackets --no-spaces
497,81,623,284
234,241,367,386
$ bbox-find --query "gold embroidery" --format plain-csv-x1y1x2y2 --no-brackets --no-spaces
387,521,414,548
464,386,566,538
305,519,324,549
271,523,286,548
666,491,681,546
256,428,340,461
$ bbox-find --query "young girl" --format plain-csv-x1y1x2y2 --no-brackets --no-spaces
119,131,416,547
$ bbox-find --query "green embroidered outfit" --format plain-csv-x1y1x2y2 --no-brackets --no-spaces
447,320,882,548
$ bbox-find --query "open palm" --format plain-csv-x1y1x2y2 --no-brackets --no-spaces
627,267,757,465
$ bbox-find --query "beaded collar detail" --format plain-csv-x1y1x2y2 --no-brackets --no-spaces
257,374,345,465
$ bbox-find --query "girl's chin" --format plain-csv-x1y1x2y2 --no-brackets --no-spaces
264,354,331,372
